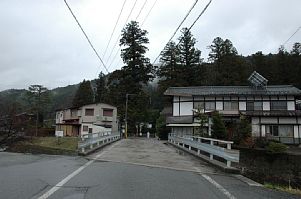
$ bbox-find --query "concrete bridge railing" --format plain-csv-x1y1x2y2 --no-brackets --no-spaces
78,131,120,154
168,133,239,168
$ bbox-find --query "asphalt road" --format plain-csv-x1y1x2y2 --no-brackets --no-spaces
0,138,299,199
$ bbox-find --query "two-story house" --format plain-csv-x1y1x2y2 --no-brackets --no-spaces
164,73,301,144
55,103,118,137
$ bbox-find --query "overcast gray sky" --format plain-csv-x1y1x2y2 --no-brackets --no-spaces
0,0,300,91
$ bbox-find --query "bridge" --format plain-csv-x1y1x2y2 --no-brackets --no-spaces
0,137,298,199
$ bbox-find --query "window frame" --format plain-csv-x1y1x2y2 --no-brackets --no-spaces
85,108,94,116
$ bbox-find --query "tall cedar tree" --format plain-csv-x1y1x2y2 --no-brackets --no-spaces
157,41,180,93
208,37,248,85
72,80,94,107
95,72,107,103
177,28,202,86
120,20,153,89
105,21,153,134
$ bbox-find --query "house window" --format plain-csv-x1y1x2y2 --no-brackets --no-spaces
271,101,287,110
267,125,293,137
85,108,94,116
71,109,77,117
267,125,279,136
88,128,93,134
224,101,238,111
279,125,294,137
205,102,215,110
103,109,113,117
83,125,88,132
193,102,204,110
247,101,263,111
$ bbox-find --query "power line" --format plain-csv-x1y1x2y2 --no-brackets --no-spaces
110,0,159,71
102,0,128,58
105,0,139,66
63,0,109,73
152,0,202,64
283,26,301,46
135,0,148,21
141,0,159,27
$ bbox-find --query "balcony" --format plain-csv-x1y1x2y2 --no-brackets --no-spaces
166,116,193,124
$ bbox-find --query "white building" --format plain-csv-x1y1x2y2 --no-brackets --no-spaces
55,103,118,136
164,85,301,144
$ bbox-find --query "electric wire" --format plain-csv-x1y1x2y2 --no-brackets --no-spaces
110,0,159,71
63,0,109,73
105,0,139,66
102,0,128,58
152,0,212,64
135,0,148,21
283,26,301,46
141,0,158,27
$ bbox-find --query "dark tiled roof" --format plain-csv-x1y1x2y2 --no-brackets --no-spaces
164,85,301,96
242,110,301,117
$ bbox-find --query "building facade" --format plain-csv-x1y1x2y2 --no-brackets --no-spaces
55,103,118,137
164,85,301,144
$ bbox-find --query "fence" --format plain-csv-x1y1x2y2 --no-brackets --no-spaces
267,136,301,145
168,133,239,168
78,131,120,154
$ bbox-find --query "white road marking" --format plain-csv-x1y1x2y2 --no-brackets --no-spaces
37,142,118,199
201,174,237,199
37,160,94,199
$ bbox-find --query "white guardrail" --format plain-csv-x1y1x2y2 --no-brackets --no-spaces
168,133,239,168
78,131,120,153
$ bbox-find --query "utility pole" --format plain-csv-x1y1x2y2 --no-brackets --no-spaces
125,94,129,139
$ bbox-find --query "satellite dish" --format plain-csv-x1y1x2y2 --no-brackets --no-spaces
248,71,268,89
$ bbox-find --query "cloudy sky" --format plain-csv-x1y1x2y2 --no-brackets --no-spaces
0,0,300,91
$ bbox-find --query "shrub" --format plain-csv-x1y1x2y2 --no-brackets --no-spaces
254,137,269,148
211,112,227,140
266,141,287,153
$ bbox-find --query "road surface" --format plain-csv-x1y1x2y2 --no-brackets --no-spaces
0,138,298,199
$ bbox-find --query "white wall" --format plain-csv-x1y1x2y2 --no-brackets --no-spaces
287,101,295,110
239,101,246,111
180,102,193,116
216,101,223,110
173,102,179,116
294,125,299,138
263,102,270,111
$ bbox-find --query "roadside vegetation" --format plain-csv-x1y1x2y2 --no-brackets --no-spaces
8,137,78,155
264,183,301,196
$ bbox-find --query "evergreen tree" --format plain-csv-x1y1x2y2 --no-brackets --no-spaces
120,20,154,88
177,28,202,86
26,85,50,136
211,112,227,140
72,80,94,107
157,41,181,93
208,37,248,85
234,116,252,144
95,72,106,103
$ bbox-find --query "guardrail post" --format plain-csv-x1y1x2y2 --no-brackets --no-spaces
81,147,85,153
227,143,231,150
197,138,200,155
90,144,93,149
210,140,214,160
227,161,231,167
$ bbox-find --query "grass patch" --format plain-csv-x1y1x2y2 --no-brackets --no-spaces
30,137,78,151
264,183,301,195
7,136,79,155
